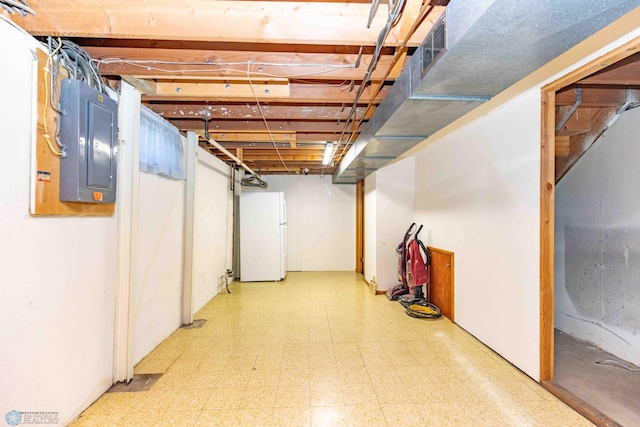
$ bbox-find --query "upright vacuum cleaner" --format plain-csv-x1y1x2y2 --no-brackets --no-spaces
386,223,417,301
386,223,441,319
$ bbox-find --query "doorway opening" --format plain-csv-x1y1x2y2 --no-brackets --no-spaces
540,38,640,426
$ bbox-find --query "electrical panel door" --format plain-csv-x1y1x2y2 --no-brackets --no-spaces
59,79,118,203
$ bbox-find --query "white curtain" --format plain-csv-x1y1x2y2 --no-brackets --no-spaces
139,105,185,179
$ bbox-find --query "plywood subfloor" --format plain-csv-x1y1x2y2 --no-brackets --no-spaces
554,329,640,426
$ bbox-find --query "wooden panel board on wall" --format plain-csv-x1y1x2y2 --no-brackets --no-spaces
428,246,454,321
32,49,114,216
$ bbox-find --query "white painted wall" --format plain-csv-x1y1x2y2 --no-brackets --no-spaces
413,91,542,377
0,20,116,425
402,9,640,381
193,148,234,312
287,175,356,271
133,169,185,364
243,174,356,271
364,174,377,284
555,107,640,366
375,158,416,291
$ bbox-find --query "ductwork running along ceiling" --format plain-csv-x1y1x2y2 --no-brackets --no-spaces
333,0,640,184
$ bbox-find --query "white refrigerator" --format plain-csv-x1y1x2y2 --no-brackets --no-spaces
239,192,287,281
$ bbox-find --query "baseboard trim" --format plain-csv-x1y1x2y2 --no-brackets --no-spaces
363,278,377,294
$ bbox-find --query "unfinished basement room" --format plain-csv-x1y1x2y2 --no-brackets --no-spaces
1,1,640,426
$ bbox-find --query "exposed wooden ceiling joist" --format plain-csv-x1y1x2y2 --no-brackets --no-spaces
13,0,445,47
554,52,640,183
556,87,640,107
171,119,360,133
578,53,640,86
148,103,366,121
85,47,408,81
142,83,389,103
202,132,296,143
12,0,447,175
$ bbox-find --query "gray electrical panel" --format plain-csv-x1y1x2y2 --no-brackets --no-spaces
59,79,118,203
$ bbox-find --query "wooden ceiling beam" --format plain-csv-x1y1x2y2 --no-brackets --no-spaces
122,76,157,95
85,47,406,81
143,83,388,103
228,149,325,156
12,1,443,47
577,53,640,86
147,103,366,121
245,161,330,167
556,87,640,107
555,136,571,157
555,107,592,137
200,132,296,142
243,155,324,161
154,79,290,98
212,142,328,149
556,107,618,182
174,119,361,133
295,133,346,142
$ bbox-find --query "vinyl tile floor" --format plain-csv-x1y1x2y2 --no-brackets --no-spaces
70,272,593,427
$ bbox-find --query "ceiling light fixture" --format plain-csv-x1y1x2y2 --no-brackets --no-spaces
322,142,334,165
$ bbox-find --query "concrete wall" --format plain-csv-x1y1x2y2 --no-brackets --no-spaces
133,171,185,364
243,175,356,271
555,106,640,366
0,20,117,425
193,148,234,312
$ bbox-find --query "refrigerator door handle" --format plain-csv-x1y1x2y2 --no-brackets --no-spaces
282,225,287,257
281,199,287,224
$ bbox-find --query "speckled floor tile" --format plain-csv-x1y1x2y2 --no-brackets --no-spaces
346,404,388,427
381,403,427,426
68,272,594,427
310,405,349,426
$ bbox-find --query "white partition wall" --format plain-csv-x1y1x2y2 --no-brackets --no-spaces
364,174,377,284
373,158,416,292
193,148,234,311
407,10,640,380
413,90,542,378
133,166,185,364
285,175,355,271
0,20,117,425
243,174,356,271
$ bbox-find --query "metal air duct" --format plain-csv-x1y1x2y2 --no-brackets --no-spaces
333,0,640,184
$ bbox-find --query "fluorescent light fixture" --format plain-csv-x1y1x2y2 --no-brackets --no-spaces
322,142,333,165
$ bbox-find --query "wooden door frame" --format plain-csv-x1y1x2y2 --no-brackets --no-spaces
539,36,640,382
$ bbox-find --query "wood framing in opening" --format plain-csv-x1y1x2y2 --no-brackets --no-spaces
355,180,364,274
539,36,640,382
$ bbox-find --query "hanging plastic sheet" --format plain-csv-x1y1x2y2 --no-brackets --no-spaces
139,105,185,180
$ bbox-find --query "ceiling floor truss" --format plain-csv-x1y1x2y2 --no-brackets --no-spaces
6,1,452,174
8,1,637,178
6,0,447,175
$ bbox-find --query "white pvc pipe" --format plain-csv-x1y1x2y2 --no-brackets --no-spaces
205,137,260,178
